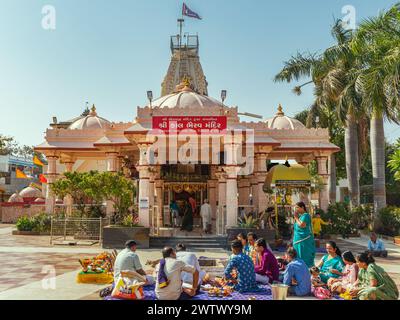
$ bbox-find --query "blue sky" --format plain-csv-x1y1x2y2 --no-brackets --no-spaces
0,0,399,146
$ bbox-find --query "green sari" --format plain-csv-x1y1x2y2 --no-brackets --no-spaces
319,254,345,283
293,212,315,268
180,203,193,232
357,263,399,300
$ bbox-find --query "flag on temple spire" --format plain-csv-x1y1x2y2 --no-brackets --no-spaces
16,168,28,179
182,3,202,20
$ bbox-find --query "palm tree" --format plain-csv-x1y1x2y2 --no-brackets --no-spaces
352,4,400,217
275,21,363,208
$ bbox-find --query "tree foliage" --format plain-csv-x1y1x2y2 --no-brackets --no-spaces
51,171,135,223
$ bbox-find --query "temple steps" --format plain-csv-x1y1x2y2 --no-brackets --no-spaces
149,236,228,250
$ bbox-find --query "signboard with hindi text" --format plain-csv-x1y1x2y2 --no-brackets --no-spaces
152,116,227,134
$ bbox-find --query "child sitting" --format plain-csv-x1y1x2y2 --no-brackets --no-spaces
310,266,331,299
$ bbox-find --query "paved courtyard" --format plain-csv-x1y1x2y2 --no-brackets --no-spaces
0,224,399,300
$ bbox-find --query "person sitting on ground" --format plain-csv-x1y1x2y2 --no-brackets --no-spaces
349,252,398,300
254,238,280,284
312,213,330,239
237,233,251,256
367,232,388,258
309,266,332,299
247,232,259,265
155,246,199,300
282,247,311,296
113,240,154,285
328,251,359,294
224,240,261,293
316,241,345,283
175,243,206,287
310,266,325,288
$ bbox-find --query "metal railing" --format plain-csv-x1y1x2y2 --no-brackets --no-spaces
50,217,110,245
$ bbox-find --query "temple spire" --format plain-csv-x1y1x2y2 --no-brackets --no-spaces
161,22,208,96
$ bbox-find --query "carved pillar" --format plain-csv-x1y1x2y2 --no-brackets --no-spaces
137,144,151,227
45,155,58,214
155,179,164,228
106,152,119,172
316,156,329,211
64,160,74,216
296,158,311,205
207,179,217,219
224,166,240,228
255,153,268,215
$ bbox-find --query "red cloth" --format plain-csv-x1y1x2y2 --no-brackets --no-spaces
189,197,196,213
254,249,280,283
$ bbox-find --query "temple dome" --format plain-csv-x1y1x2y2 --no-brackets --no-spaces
68,105,110,130
8,192,24,203
19,185,42,199
151,80,222,109
265,105,306,130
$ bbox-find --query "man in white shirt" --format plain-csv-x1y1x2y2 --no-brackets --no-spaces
175,243,206,286
155,247,199,300
200,199,212,234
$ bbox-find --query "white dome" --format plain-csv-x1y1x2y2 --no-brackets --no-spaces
20,186,42,199
265,105,305,130
151,83,222,109
68,105,110,130
8,192,24,203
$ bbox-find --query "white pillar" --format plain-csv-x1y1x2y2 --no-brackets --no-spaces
106,152,118,172
224,166,240,228
64,161,74,216
316,156,329,211
137,144,151,227
45,155,58,214
138,166,150,227
155,180,163,227
255,153,268,215
207,180,217,219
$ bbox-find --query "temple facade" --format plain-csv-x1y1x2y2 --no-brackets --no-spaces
35,31,339,234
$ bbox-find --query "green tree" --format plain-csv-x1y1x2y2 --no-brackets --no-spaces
275,20,364,208
351,4,400,214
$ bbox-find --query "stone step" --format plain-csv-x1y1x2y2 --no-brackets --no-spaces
149,236,228,249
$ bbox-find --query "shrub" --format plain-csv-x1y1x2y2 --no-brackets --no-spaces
324,203,357,237
16,216,36,232
121,214,140,227
377,206,400,236
31,212,51,233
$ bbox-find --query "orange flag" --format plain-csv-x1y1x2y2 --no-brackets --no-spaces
33,155,44,166
16,169,28,179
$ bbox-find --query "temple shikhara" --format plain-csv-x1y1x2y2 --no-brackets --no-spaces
32,28,339,235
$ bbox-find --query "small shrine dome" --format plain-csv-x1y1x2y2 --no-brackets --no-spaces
34,197,45,203
68,105,110,130
19,185,42,200
265,104,306,130
151,78,222,110
8,192,24,203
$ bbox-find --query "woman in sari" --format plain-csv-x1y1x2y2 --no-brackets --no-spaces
317,241,345,283
292,202,315,268
349,252,399,300
180,200,193,232
328,251,358,294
